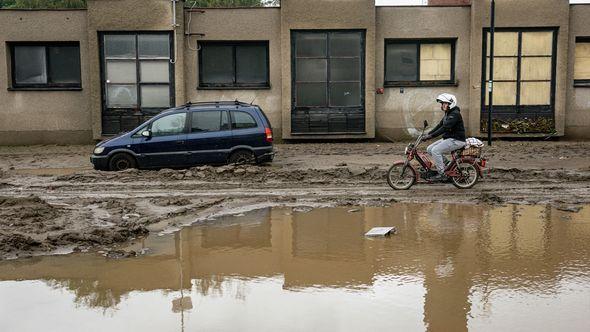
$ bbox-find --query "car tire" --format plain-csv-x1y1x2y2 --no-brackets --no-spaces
108,153,136,171
228,150,255,165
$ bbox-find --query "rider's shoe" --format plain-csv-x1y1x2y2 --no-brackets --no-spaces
429,174,449,183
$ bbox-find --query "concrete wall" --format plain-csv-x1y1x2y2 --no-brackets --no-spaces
184,8,283,139
0,9,91,145
86,0,181,140
1,0,589,145
375,6,471,140
280,0,377,139
566,5,590,139
469,0,570,137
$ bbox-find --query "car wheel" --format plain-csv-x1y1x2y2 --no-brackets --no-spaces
228,150,255,165
109,153,136,171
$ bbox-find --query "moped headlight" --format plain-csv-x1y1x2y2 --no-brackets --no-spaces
405,146,409,155
94,146,105,155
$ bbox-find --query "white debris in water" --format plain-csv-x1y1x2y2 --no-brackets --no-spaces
365,227,397,237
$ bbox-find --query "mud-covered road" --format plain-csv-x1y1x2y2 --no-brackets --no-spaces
1,141,589,259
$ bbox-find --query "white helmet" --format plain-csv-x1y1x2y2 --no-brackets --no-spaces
436,93,457,109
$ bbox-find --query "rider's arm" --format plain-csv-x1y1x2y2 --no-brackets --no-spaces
428,119,444,138
429,113,459,138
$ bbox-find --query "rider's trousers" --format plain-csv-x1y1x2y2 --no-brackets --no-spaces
426,138,466,174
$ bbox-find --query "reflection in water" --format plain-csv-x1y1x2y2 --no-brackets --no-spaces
0,204,589,332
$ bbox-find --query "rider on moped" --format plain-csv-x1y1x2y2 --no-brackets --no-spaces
423,93,466,182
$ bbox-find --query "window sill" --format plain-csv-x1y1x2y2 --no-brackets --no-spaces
8,87,83,92
197,86,271,91
573,81,590,88
384,81,458,88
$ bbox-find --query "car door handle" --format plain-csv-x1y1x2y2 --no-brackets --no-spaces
176,140,185,145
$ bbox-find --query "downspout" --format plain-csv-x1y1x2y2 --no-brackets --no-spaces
170,0,179,64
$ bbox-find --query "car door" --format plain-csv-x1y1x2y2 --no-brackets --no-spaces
185,110,231,165
230,110,263,148
136,112,189,168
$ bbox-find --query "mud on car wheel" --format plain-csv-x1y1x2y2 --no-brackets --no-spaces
108,153,136,171
228,150,256,165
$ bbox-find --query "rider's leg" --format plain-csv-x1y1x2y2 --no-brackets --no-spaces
431,139,466,174
427,139,444,156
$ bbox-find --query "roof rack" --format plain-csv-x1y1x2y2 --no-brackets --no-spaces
183,100,252,108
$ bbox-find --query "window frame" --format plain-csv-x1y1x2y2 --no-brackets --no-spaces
8,41,82,91
480,27,558,115
198,41,270,90
383,38,457,87
574,36,590,87
99,32,175,111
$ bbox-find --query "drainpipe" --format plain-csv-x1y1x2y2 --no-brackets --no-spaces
170,0,179,64
171,0,178,28
487,0,495,146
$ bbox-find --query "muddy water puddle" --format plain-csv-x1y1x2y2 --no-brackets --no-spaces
1,203,590,332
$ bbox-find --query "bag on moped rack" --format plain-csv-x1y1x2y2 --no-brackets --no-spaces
463,138,484,157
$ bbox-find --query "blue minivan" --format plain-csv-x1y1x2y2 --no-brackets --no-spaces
91,101,274,171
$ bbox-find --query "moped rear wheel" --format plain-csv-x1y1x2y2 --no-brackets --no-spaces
387,163,416,190
451,162,479,189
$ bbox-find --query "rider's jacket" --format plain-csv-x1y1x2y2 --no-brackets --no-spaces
428,107,466,141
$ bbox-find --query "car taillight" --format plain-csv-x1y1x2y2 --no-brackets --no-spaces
265,127,273,143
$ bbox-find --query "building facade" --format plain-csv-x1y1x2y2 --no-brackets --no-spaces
0,0,589,145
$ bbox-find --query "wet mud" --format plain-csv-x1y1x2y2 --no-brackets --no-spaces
0,141,589,258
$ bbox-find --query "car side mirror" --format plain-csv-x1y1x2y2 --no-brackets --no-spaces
423,120,429,128
141,130,151,137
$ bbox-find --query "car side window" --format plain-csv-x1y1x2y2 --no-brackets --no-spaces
221,111,230,130
231,111,257,130
192,111,221,132
150,113,186,137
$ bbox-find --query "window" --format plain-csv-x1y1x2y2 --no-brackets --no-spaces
384,39,455,86
198,41,269,89
150,113,186,137
483,30,555,107
294,31,363,108
10,43,81,89
103,33,172,109
191,111,229,133
231,111,257,129
574,37,590,86
480,28,557,134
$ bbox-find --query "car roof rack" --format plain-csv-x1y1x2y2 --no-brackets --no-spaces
183,100,252,108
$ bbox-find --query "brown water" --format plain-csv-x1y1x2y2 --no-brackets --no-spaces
1,203,589,332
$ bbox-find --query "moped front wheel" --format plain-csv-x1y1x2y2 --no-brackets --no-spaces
387,163,416,190
451,162,479,189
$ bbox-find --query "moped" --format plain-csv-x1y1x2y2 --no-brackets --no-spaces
387,120,487,190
